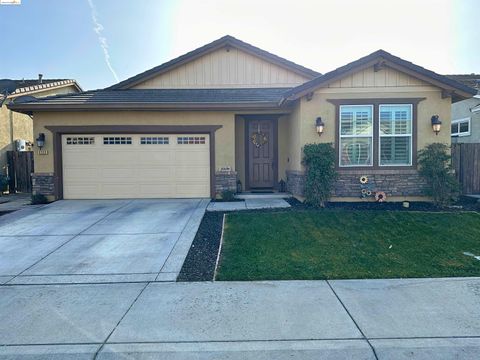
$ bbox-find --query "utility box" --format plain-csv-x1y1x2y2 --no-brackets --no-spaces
15,139,29,152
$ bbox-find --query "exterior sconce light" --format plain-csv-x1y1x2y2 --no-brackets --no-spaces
36,133,45,149
316,117,325,136
431,115,442,136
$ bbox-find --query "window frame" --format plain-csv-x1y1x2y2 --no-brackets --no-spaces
329,98,424,170
378,104,413,167
451,117,471,137
339,104,374,167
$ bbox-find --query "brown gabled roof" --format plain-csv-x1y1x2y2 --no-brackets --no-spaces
283,50,477,103
5,79,83,97
7,88,290,114
445,74,480,90
107,35,320,90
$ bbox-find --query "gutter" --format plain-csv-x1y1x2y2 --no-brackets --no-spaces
7,101,289,114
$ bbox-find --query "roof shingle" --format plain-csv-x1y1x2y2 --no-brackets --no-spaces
13,88,290,105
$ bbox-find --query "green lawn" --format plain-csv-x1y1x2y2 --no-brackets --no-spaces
216,210,480,280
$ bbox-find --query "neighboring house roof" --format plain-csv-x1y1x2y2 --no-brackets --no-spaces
3,79,83,97
445,74,480,90
283,50,477,102
107,35,321,90
7,88,291,113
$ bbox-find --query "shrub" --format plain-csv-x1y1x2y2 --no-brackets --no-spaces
31,194,49,205
417,143,460,207
302,143,338,207
220,190,236,202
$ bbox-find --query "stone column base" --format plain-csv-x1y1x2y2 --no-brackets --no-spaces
286,170,305,197
215,170,238,198
32,173,55,196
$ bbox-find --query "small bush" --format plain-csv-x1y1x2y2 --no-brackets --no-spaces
31,194,49,205
302,143,338,207
220,190,236,202
418,143,460,207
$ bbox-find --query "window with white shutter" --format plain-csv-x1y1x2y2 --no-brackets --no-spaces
339,105,373,167
379,104,412,166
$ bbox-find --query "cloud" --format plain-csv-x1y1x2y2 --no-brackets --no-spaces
86,0,119,82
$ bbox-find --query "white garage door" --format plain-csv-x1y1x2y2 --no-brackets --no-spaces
62,134,210,199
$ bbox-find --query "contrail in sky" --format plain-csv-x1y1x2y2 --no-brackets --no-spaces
86,0,119,82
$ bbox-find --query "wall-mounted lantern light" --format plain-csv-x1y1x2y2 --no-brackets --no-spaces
316,117,325,136
431,115,442,136
36,133,45,149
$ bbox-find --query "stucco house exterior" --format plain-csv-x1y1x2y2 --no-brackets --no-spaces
0,77,82,176
8,36,476,201
446,75,480,144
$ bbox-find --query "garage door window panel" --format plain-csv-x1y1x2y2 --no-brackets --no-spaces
103,136,132,145
140,136,169,145
66,137,95,145
177,136,206,145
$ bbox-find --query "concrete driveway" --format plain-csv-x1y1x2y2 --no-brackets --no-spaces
0,198,208,284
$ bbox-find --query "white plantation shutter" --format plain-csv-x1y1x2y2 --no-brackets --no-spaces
339,105,373,166
379,104,412,166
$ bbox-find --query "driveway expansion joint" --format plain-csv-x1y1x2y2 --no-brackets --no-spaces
93,282,150,359
326,279,379,360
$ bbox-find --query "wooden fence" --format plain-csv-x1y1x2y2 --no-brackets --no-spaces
451,143,480,194
6,151,34,193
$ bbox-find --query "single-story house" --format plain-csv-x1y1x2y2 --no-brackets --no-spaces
0,76,82,175
446,74,480,143
8,36,477,201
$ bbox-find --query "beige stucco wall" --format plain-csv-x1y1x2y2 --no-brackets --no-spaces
133,47,310,89
0,84,80,175
0,106,33,174
285,100,303,172
286,66,452,172
277,115,289,182
32,111,236,175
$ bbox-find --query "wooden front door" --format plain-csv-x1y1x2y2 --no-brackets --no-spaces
247,118,276,189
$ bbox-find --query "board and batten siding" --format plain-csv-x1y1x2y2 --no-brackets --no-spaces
328,66,429,88
132,47,311,89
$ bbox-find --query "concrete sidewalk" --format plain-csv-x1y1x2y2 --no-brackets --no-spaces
207,198,291,211
1,278,480,359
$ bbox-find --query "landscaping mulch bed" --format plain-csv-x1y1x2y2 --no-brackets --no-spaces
177,211,224,282
286,197,480,212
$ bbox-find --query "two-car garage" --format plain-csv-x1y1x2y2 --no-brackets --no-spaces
61,134,211,199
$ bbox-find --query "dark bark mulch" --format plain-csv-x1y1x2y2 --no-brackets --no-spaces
177,211,224,282
286,197,480,212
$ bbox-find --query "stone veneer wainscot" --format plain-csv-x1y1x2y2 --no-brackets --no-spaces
287,169,427,199
32,173,55,196
215,170,238,197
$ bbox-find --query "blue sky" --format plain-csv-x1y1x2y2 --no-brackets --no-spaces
0,0,478,90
